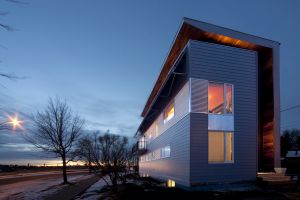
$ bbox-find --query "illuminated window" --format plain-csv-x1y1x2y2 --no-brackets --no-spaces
226,132,233,161
208,131,233,163
163,101,175,124
167,179,175,188
208,83,233,114
208,83,224,114
226,84,233,114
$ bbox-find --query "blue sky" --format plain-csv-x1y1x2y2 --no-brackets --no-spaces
0,0,300,165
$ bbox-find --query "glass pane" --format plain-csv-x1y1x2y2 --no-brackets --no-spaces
165,146,170,157
208,132,224,162
226,84,233,114
226,132,233,161
164,101,175,123
208,83,224,114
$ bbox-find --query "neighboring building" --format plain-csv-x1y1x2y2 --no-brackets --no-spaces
136,18,280,188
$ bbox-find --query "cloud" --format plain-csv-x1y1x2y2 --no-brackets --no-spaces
0,87,143,165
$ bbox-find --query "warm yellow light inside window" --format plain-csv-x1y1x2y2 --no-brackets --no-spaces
226,132,233,161
164,102,174,123
209,131,233,163
167,179,175,187
208,132,224,162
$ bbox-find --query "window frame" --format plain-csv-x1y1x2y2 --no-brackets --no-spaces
208,82,234,115
208,131,234,164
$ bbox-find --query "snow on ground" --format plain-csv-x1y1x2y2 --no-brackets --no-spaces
0,174,94,200
75,177,110,200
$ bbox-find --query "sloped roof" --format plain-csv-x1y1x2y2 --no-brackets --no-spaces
141,17,279,118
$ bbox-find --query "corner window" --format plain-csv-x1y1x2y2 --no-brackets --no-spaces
163,101,174,124
208,131,233,163
208,83,233,114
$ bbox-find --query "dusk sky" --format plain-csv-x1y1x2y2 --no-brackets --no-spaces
0,0,300,165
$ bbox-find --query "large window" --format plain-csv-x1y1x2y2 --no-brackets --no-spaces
208,131,233,163
140,146,171,163
163,101,175,124
138,136,146,150
161,146,171,158
208,83,233,114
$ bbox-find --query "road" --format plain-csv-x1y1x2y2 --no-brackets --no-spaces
0,169,90,200
0,169,88,185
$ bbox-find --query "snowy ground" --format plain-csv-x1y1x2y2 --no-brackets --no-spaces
75,177,110,200
0,174,94,200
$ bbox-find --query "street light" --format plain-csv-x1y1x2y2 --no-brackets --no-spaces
8,115,23,130
0,114,24,131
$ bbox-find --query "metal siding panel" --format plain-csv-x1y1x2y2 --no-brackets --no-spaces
139,114,190,187
189,40,257,184
143,81,189,143
159,81,189,134
139,82,190,187
191,78,208,113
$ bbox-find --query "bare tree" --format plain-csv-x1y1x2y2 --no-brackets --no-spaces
76,131,136,187
26,98,84,184
0,0,27,81
74,134,96,174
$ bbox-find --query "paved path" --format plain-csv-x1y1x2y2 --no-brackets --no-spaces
45,175,100,200
0,170,88,186
257,172,291,182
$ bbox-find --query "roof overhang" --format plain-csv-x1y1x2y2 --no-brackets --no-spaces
141,17,280,118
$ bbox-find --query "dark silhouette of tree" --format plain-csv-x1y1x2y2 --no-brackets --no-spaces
281,130,292,157
26,98,84,184
74,134,96,174
281,129,300,157
0,0,27,81
75,131,136,187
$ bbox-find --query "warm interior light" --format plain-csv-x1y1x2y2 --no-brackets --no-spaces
167,179,175,188
208,83,224,114
164,102,175,123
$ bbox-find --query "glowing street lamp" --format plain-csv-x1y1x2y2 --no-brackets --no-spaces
8,115,23,130
0,114,24,131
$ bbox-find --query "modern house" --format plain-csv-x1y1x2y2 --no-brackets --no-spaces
136,18,280,188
